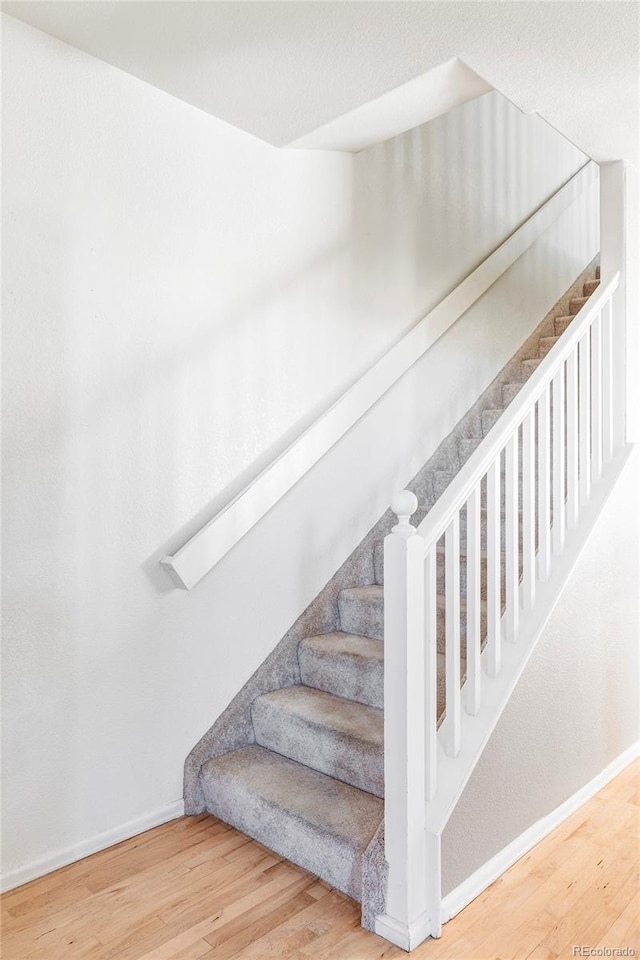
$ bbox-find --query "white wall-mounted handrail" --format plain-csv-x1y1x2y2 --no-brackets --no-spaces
416,271,620,552
162,160,598,589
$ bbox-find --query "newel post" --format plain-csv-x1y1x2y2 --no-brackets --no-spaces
375,491,431,950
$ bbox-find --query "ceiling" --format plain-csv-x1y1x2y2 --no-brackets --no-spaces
2,1,638,165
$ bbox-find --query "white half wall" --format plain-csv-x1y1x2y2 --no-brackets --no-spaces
1,15,598,886
442,444,640,897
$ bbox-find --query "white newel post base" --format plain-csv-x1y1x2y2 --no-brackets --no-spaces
375,911,434,952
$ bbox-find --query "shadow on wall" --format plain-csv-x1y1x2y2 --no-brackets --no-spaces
350,90,585,332
149,90,591,597
140,235,366,596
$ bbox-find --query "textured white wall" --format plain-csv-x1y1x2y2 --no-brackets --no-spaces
353,91,590,335
442,445,640,896
1,15,599,885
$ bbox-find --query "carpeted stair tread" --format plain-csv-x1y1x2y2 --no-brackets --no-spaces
339,585,384,640
584,279,600,296
569,295,589,315
432,470,456,499
555,316,573,336
299,632,383,709
252,685,384,797
521,357,542,375
502,382,522,405
482,408,504,435
459,434,483,454
337,581,492,653
538,336,559,358
200,745,382,899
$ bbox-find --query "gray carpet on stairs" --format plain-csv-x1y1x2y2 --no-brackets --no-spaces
186,259,600,932
200,745,383,899
252,685,384,797
298,633,384,709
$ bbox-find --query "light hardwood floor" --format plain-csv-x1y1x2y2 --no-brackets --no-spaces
2,760,638,960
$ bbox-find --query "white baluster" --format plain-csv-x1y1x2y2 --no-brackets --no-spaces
465,486,481,715
552,364,566,555
566,348,579,528
538,386,551,581
505,433,519,641
579,331,591,506
602,298,614,464
383,491,428,938
424,547,438,801
591,311,603,482
486,459,501,678
522,408,536,611
443,514,461,758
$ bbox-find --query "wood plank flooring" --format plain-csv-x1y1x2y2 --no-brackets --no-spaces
2,759,638,959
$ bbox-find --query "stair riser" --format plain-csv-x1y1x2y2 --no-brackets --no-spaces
298,646,383,710
570,297,589,315
538,337,559,358
482,410,503,436
502,383,522,406
555,317,573,336
506,358,542,383
202,782,365,898
459,436,483,462
374,542,383,584
521,359,542,378
199,749,382,901
252,697,384,798
432,472,455,500
339,593,384,641
429,447,461,475
436,606,487,655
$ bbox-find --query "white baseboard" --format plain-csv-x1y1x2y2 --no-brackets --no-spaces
3,745,638,905
375,910,432,951
441,740,640,923
1,798,185,893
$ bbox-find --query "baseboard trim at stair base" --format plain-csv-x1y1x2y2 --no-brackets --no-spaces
375,910,433,951
441,739,640,924
0,799,185,893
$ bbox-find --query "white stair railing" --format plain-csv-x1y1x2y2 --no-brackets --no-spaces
378,272,621,949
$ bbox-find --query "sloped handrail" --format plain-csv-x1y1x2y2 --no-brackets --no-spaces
162,160,598,588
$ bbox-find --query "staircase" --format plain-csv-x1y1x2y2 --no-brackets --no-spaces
186,263,610,939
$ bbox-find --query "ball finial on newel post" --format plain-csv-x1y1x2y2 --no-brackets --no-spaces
391,489,418,536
